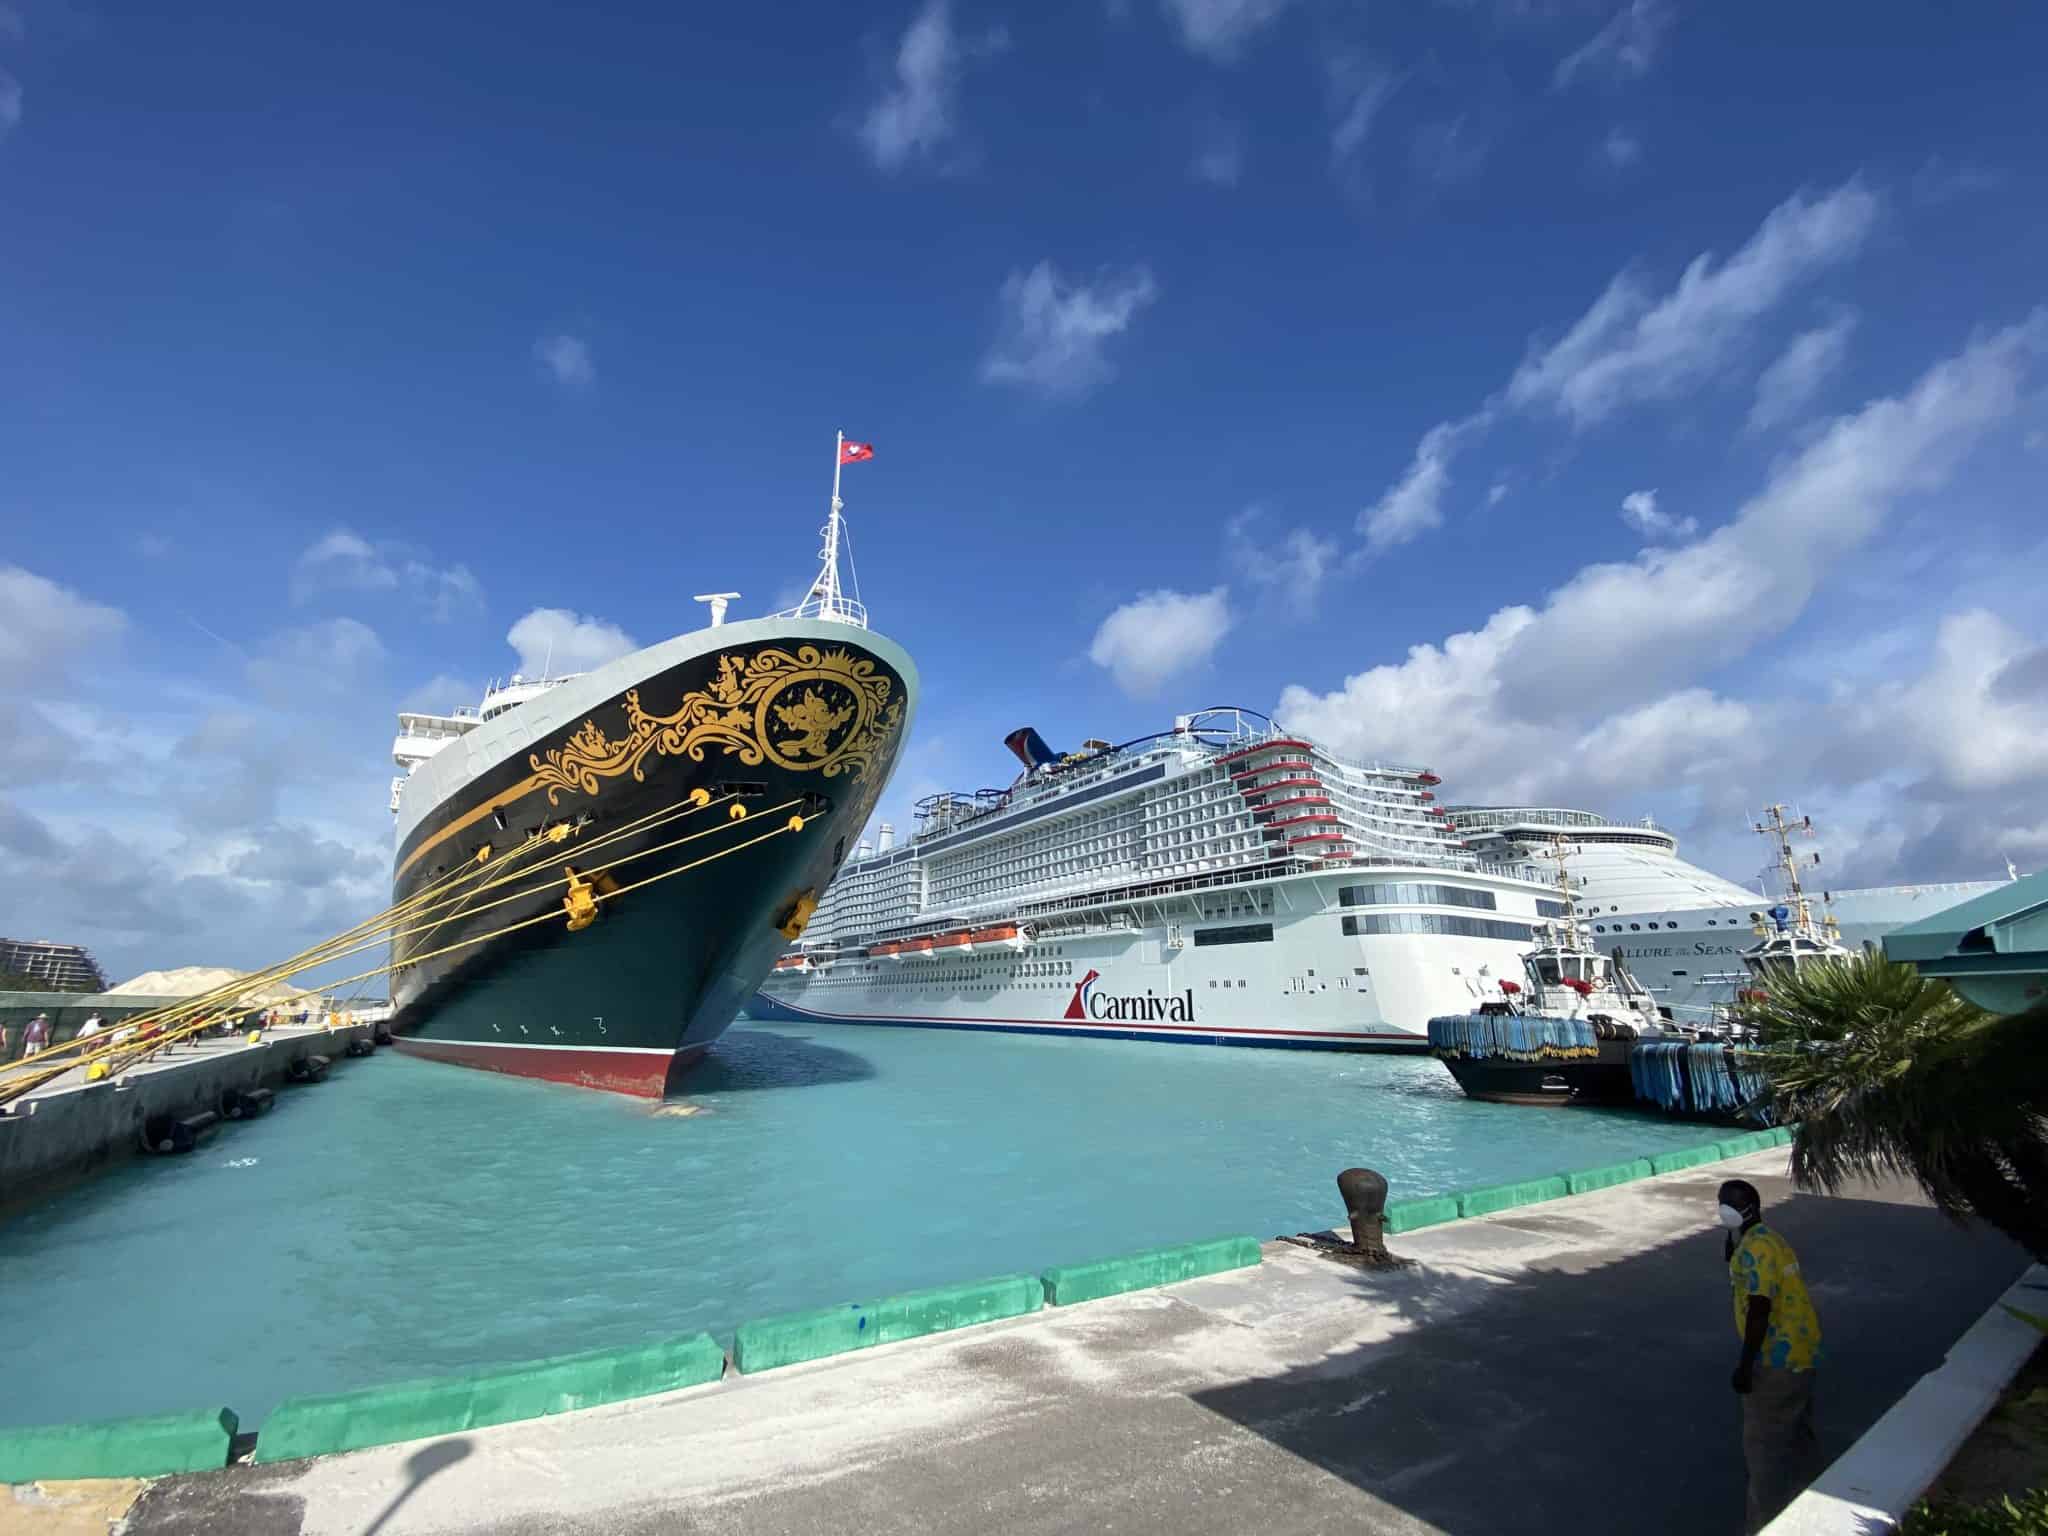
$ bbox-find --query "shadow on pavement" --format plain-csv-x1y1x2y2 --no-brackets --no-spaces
1194,1179,2024,1536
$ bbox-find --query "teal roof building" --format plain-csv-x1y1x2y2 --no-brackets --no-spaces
1883,870,2048,1015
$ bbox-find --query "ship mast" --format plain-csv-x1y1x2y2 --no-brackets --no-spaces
1535,834,1588,952
1751,803,1837,940
794,430,869,629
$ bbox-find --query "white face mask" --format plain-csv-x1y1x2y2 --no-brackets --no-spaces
1718,1204,1748,1230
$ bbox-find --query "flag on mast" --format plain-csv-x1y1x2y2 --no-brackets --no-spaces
839,440,875,464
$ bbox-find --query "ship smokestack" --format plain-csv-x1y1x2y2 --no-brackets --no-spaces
856,838,872,859
877,822,894,852
1004,727,1060,773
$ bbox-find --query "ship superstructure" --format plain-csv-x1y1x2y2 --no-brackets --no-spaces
1452,804,2010,1018
753,711,1565,1049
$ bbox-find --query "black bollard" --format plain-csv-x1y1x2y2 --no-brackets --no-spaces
1337,1167,1394,1265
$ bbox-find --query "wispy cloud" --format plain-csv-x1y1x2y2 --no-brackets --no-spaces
1600,126,1642,169
1410,116,1489,186
1226,509,1339,610
292,530,484,620
1747,310,1857,433
1553,0,1674,90
1159,0,1295,62
981,261,1158,400
1326,55,1396,173
1507,177,1879,427
857,0,1007,173
1189,118,1245,187
534,333,595,389
1359,418,1479,552
1618,488,1696,542
1089,587,1233,695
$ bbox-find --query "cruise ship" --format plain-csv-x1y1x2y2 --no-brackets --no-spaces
385,436,917,1096
751,712,1566,1050
1449,806,2014,1020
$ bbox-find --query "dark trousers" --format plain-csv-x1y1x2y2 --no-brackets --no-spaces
1741,1366,1817,1532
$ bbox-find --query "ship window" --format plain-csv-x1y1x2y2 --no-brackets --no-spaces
1671,968,1688,976
1629,923,1641,930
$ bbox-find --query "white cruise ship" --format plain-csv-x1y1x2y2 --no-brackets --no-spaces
751,710,1565,1050
1449,806,2015,1020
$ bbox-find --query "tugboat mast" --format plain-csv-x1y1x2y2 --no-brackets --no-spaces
1751,803,1838,942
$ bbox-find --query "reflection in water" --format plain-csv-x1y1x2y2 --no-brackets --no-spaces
4,1020,1725,1430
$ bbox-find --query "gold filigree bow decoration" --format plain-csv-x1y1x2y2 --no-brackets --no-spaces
529,646,905,805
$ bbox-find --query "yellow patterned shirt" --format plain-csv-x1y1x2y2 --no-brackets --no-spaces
1730,1223,1822,1372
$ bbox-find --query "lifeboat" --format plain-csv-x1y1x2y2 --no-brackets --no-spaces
1415,770,1442,786
907,936,937,957
934,931,973,952
871,940,905,959
773,954,807,971
969,923,1027,948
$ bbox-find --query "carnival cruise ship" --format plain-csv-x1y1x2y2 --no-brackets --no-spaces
751,712,1564,1050
1449,806,2014,1020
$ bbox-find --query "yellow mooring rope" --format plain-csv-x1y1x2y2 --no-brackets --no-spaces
0,791,809,1106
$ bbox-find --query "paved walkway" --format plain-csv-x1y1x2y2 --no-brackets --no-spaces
118,1149,2025,1536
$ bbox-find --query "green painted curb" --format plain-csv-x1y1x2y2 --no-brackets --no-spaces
0,1407,237,1483
254,1332,724,1463
1769,1125,1795,1146
1649,1143,1728,1175
1384,1195,1461,1234
1562,1157,1655,1195
1455,1175,1570,1218
1717,1130,1778,1158
732,1273,1043,1374
1042,1235,1261,1307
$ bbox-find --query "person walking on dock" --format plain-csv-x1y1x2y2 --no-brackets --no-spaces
1720,1178,1822,1532
22,1012,51,1059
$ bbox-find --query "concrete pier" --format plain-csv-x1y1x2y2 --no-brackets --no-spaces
94,1148,2026,1536
0,1023,374,1208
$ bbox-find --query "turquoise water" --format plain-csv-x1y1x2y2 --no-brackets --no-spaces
2,1023,1721,1428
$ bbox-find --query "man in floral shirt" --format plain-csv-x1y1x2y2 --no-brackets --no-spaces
1720,1178,1822,1531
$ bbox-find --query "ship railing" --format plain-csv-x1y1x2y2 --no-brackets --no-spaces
773,593,869,628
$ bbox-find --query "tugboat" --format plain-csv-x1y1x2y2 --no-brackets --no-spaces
1429,838,1671,1105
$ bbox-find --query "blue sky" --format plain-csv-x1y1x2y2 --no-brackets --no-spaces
4,0,2046,982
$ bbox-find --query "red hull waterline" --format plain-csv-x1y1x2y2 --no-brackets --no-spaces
390,1038,706,1098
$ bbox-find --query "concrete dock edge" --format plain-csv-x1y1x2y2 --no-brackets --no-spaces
0,1406,237,1483
1041,1235,1261,1306
732,1273,1044,1374
1762,1264,2046,1534
252,1331,725,1463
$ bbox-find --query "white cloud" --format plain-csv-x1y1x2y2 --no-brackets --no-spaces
981,261,1158,400
0,566,125,674
1280,313,2047,806
506,607,639,676
1553,0,1673,90
1601,127,1642,169
1159,0,1293,61
400,673,480,715
1088,587,1233,696
1747,310,1858,433
1226,509,1338,609
1507,178,1879,428
534,333,594,389
1360,419,1471,552
1856,611,2048,796
858,0,1005,173
1618,488,1696,542
1410,116,1489,186
1190,119,1245,186
292,529,483,620
1326,55,1395,169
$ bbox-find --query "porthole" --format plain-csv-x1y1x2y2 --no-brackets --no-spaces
1629,923,1641,931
